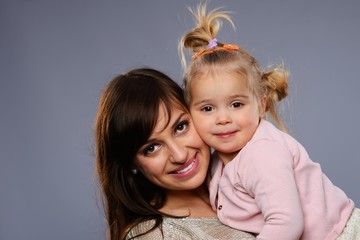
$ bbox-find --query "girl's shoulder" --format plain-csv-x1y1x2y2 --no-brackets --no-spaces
252,119,287,142
249,119,302,153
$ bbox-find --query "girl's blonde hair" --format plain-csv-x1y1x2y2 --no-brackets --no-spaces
178,3,289,131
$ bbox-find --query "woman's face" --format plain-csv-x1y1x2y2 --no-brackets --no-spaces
135,103,210,191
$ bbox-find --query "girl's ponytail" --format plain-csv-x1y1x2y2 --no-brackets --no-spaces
262,65,289,131
178,4,234,68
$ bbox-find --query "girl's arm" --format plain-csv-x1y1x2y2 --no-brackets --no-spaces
241,139,304,240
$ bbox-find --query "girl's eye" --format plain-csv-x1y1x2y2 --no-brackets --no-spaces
231,101,243,108
143,143,161,155
201,106,213,112
174,121,189,136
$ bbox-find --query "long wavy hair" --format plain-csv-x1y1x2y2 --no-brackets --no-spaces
95,68,188,239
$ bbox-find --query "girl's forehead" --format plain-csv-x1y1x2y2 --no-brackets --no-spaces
195,65,247,80
189,70,257,104
194,69,248,88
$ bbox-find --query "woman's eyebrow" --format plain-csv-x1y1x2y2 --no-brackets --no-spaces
142,112,187,145
171,112,187,129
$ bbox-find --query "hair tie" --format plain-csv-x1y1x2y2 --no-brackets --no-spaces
192,43,240,60
207,38,218,49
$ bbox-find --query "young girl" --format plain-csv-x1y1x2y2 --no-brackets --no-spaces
178,4,360,240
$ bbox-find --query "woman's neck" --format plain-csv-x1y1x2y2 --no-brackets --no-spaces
160,186,217,218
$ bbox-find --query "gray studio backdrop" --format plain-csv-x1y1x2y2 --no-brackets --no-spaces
1,1,359,239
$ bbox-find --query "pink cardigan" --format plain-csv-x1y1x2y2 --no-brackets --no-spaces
209,120,354,240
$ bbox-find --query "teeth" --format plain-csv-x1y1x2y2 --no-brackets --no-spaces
176,160,195,174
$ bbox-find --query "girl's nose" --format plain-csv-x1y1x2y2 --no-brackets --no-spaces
167,141,187,164
216,109,232,125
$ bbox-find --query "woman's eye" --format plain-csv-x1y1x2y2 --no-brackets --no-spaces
175,121,189,135
201,106,213,112
231,101,243,108
143,144,160,155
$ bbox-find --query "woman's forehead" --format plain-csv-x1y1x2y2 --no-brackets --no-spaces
152,102,187,134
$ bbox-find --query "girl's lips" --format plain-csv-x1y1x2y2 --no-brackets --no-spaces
214,130,237,138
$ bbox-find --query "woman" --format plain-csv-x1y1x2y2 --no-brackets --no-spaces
95,68,255,239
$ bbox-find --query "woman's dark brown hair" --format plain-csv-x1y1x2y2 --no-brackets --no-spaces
95,68,188,239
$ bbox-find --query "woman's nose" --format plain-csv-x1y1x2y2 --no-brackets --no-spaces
167,141,187,164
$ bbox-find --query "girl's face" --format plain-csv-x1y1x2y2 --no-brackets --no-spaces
135,103,210,191
189,70,266,164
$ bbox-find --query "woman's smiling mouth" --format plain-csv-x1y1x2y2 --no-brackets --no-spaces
169,154,199,178
174,159,195,174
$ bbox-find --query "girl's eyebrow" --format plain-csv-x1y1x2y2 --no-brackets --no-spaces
228,94,249,99
192,94,249,106
192,98,211,107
